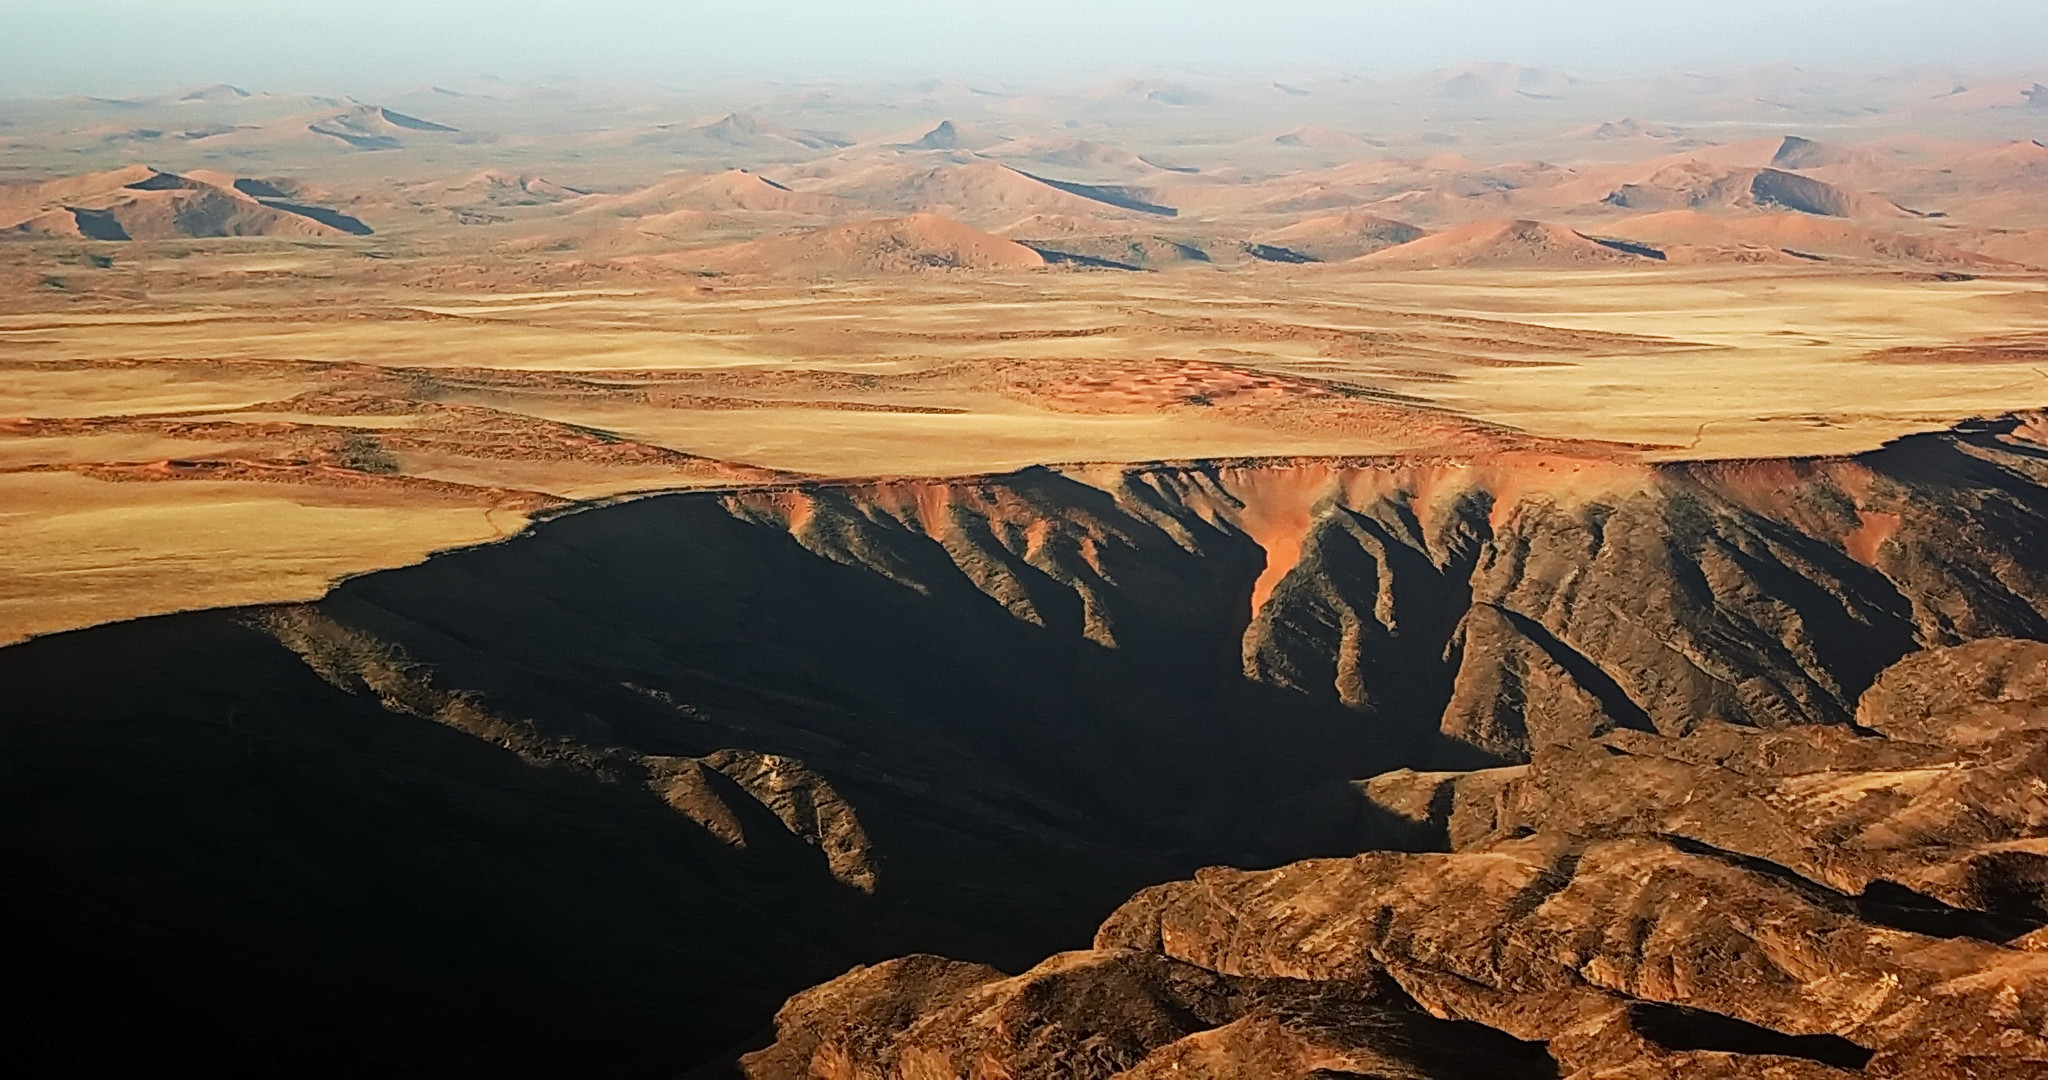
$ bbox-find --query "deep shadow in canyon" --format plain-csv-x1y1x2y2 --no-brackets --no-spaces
3,415,2048,1077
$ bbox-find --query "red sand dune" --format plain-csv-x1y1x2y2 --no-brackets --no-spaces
1602,162,1910,219
582,169,857,218
1611,209,2013,267
979,136,1164,177
1356,219,1655,268
662,212,1047,275
1917,139,2048,193
804,159,1167,225
1262,210,1427,260
0,166,363,240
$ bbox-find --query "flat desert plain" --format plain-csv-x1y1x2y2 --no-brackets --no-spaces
2,68,2046,641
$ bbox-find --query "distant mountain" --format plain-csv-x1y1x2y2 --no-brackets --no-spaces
0,165,370,239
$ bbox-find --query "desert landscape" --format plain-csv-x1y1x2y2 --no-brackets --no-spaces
6,40,2048,1080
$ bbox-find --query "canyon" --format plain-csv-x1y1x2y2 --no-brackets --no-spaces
5,411,2047,1075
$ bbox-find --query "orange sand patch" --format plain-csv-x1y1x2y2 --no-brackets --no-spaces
1002,359,1345,414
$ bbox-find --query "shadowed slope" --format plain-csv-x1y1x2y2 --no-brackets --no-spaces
2,415,2047,1076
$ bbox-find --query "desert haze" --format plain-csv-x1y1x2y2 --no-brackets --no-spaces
5,44,2048,1080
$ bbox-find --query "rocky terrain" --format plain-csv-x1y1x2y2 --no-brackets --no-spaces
3,411,2046,1076
738,635,2048,1078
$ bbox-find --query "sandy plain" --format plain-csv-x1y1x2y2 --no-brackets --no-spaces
3,66,2046,642
7,257,2045,644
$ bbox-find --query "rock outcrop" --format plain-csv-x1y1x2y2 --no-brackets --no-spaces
734,638,2048,1078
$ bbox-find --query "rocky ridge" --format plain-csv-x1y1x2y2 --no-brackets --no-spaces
2,413,2046,1076
730,638,2048,1078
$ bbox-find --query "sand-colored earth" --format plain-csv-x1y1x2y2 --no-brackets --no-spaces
3,68,2047,643
5,252,2045,643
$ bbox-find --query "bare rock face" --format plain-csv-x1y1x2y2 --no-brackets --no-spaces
736,639,2048,1078
1858,637,2048,746
1092,834,2046,1076
1439,602,1633,756
738,954,1557,1080
729,955,1007,1079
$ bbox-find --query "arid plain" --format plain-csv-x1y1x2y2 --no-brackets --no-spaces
4,67,2047,643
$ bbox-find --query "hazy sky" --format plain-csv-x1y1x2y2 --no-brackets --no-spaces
7,0,2044,95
